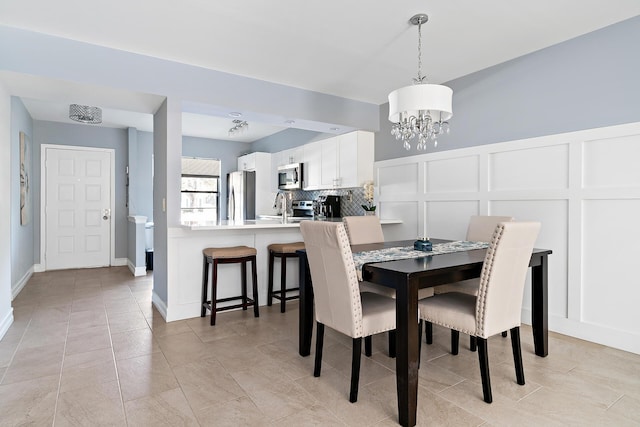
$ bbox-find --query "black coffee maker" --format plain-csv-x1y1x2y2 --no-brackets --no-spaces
317,195,341,218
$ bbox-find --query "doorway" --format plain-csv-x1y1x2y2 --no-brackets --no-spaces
41,145,115,270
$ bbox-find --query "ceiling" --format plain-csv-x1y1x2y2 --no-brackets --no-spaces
2,1,640,141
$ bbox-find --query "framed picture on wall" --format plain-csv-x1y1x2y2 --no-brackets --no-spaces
20,131,30,225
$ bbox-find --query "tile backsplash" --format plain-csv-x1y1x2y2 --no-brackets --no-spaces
290,187,371,217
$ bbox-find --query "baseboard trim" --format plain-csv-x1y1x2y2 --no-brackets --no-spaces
152,291,168,321
127,260,147,277
521,308,640,355
12,266,34,300
0,308,14,341
33,263,45,273
113,258,128,267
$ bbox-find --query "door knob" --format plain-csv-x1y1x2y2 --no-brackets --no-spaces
103,209,111,220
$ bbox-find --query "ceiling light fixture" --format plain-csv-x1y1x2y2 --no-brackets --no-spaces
228,119,248,136
228,112,243,118
69,104,102,124
388,14,452,150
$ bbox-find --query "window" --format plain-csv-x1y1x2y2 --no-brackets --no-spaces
181,157,220,223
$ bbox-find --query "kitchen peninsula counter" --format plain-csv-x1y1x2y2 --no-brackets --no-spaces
182,217,402,231
162,218,403,321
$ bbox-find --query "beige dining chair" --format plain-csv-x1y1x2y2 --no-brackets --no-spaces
426,215,514,349
342,215,434,301
418,221,541,403
300,221,396,403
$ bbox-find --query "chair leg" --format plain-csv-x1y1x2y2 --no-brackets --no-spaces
314,322,324,377
470,335,477,352
510,327,525,385
425,321,433,344
451,330,459,355
418,321,423,368
201,256,209,317
477,337,493,403
251,256,259,318
502,331,508,338
241,260,248,310
267,251,274,306
350,338,363,403
388,330,396,358
364,336,372,357
280,254,287,313
211,260,218,326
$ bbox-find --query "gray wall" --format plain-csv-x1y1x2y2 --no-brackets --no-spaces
251,128,328,153
1,84,13,337
376,15,640,161
136,131,154,221
33,121,129,260
10,97,34,286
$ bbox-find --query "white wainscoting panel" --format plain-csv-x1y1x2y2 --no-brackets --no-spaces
582,199,640,333
378,162,419,198
583,134,640,188
489,144,569,191
379,201,419,241
426,156,479,194
374,121,640,354
426,201,479,240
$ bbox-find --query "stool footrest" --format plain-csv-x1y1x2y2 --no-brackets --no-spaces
202,296,256,313
271,288,300,301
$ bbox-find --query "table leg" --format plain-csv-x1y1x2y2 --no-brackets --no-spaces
531,254,548,357
298,250,314,356
395,277,419,427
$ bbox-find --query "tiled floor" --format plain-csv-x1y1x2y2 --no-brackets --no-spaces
1,267,639,426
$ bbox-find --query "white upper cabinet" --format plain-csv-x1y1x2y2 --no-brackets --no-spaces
337,131,374,188
237,152,256,171
320,137,338,188
270,130,374,191
303,141,322,190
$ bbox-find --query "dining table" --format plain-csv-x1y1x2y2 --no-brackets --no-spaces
297,238,552,427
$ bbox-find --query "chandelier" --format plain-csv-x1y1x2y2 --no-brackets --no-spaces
388,14,453,150
228,119,248,136
69,104,102,124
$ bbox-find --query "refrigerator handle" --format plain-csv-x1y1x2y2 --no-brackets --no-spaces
229,188,235,220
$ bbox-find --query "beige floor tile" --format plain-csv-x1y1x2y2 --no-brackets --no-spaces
276,404,346,426
124,387,199,427
0,339,20,368
1,341,65,385
172,356,246,411
18,320,69,350
194,396,269,427
155,331,211,367
54,380,126,426
0,374,58,426
117,352,178,402
321,341,395,387
65,325,112,355
111,327,159,360
68,309,108,330
60,347,117,392
608,394,640,424
147,317,192,338
107,310,149,333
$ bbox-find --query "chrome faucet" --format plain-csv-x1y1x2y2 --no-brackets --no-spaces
274,192,290,222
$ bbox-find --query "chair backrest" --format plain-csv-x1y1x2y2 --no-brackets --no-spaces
466,215,514,242
300,221,364,338
342,215,385,245
475,221,541,338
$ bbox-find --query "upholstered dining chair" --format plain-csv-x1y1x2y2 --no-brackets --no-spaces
343,215,435,304
426,215,514,350
418,221,541,403
300,221,396,403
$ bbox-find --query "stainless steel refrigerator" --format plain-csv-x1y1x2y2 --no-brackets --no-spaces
227,170,256,221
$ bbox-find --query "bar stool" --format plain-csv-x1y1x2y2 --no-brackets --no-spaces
201,245,259,326
267,242,305,313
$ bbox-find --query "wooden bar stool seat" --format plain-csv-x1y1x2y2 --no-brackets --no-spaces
201,245,259,325
268,242,305,313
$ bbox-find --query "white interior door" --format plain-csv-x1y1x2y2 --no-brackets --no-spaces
45,147,112,270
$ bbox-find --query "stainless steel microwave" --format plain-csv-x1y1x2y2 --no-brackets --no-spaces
277,163,303,190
